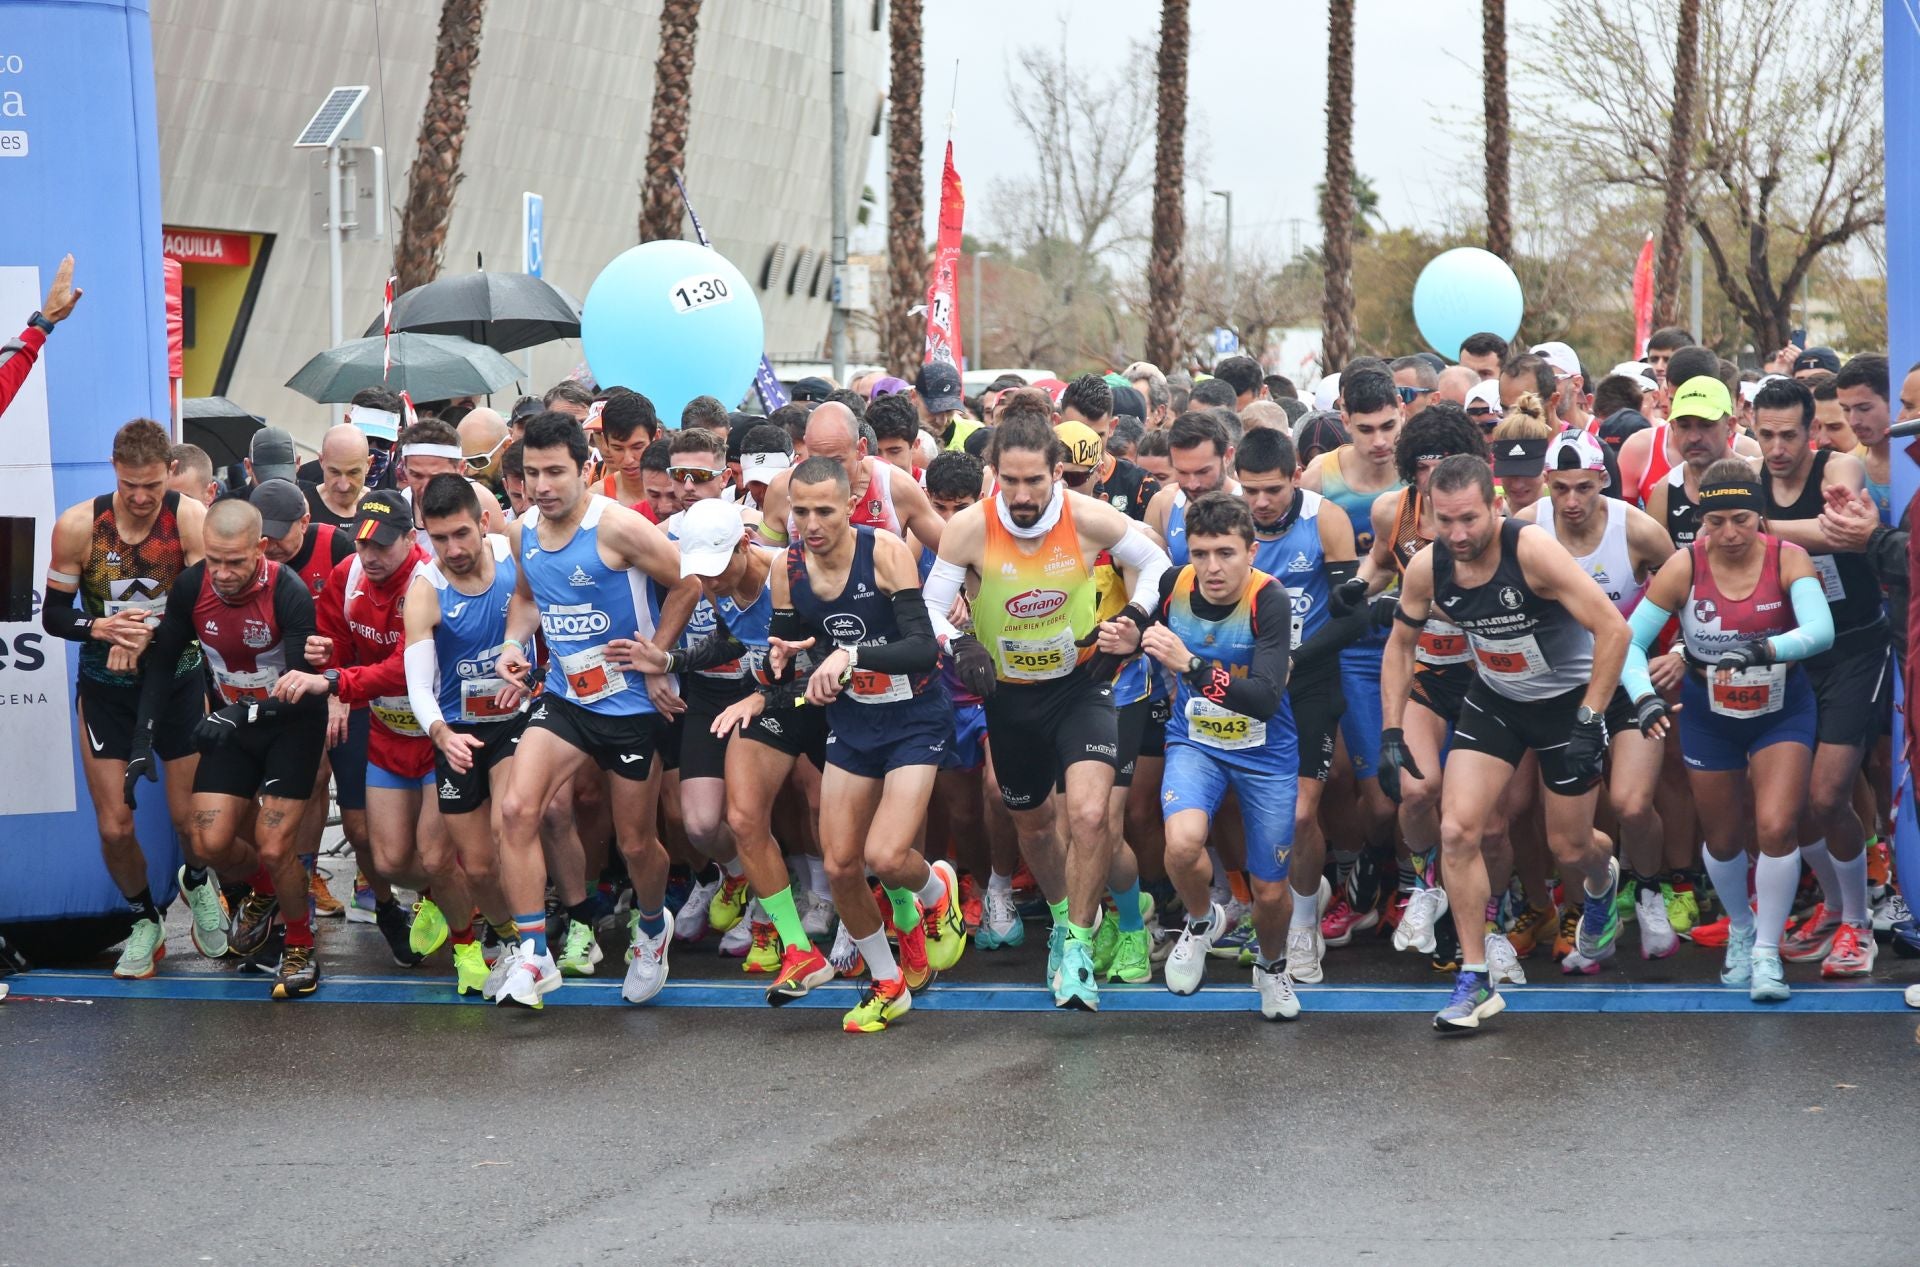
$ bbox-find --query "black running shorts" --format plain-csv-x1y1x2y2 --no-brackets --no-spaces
526,695,662,782
433,714,527,814
983,665,1119,811
78,673,202,764
193,714,328,801
1449,679,1634,797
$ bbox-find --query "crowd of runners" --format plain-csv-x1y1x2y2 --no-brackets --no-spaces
54,330,1920,1030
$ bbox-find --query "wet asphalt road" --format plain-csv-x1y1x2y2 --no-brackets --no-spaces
4,899,1918,1265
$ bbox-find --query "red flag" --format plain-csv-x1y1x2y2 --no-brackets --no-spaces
923,141,965,368
383,274,397,379
1632,233,1655,358
162,257,184,384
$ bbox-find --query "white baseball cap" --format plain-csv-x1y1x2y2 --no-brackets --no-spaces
1740,373,1787,404
676,498,747,577
740,450,792,484
1609,361,1659,394
1465,377,1504,417
1530,341,1582,381
1545,428,1613,488
1312,373,1341,413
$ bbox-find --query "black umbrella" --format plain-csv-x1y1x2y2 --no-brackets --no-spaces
181,396,264,467
362,271,582,354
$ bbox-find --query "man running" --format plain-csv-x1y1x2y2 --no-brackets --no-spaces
756,401,945,555
43,419,210,977
923,414,1173,1010
1381,455,1638,1032
129,499,330,999
493,412,699,1009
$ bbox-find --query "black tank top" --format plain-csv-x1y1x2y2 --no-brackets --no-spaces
1431,517,1595,702
1664,467,1700,549
1762,448,1887,643
786,525,936,701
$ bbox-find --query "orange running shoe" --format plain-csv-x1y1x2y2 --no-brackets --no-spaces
1552,906,1580,960
766,944,835,1006
1686,915,1731,949
1821,922,1876,978
896,914,933,991
1506,904,1557,958
1866,838,1892,888
871,881,897,938
958,870,984,934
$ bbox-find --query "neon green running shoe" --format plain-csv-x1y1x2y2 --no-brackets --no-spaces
1614,874,1637,925
1661,880,1699,935
558,919,604,976
1091,904,1118,978
177,865,229,958
1108,928,1152,983
409,897,449,957
113,918,166,979
453,940,489,995
708,873,751,934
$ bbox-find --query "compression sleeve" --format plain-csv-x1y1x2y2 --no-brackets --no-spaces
921,555,968,642
1187,578,1290,719
852,589,940,673
133,566,204,745
1292,560,1366,669
675,611,750,673
1768,575,1836,662
40,585,94,642
1111,524,1173,610
1620,597,1674,702
405,638,446,733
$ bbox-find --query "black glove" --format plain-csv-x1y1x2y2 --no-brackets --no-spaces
1631,693,1669,736
1367,594,1398,631
1715,640,1774,672
950,633,998,699
1330,576,1369,618
1376,727,1424,804
191,703,248,753
1565,710,1609,784
122,746,157,809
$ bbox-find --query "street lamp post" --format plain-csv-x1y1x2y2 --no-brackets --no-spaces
829,0,849,384
1210,188,1233,336
971,251,993,373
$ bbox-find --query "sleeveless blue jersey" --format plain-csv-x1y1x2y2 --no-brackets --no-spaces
522,495,658,717
1252,488,1333,652
1165,567,1296,773
1165,490,1190,567
421,535,520,723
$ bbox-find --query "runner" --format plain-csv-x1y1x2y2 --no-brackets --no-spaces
1646,377,1756,550
923,414,1173,1010
755,402,946,555
1380,455,1638,1032
493,412,700,1010
131,499,329,999
398,473,528,997
1833,354,1894,524
1092,492,1301,1016
764,456,964,1033
1622,459,1833,1001
595,391,662,510
43,419,210,977
1145,412,1239,565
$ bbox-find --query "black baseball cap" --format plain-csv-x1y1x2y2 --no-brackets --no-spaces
1295,410,1350,460
915,361,965,414
1597,407,1652,450
353,489,412,547
1110,383,1147,424
1791,346,1842,375
249,479,309,538
789,376,834,403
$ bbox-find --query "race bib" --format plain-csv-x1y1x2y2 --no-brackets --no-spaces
212,665,275,705
1811,554,1846,603
1185,696,1266,751
1417,617,1472,666
996,630,1077,682
557,645,628,705
1710,663,1786,718
846,666,912,704
1470,631,1549,680
458,676,518,723
370,694,425,737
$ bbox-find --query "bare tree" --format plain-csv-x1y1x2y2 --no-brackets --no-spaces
1482,0,1511,260
883,0,925,374
1146,0,1189,369
639,0,701,242
393,0,487,291
1320,0,1357,369
1654,0,1700,326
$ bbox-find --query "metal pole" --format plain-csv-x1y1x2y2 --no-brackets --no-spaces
828,0,849,383
1211,189,1233,333
971,252,988,372
1689,228,1703,341
326,146,346,426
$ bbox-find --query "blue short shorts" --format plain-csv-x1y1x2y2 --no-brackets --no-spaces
1337,647,1384,780
941,702,987,772
1161,742,1299,883
1679,668,1817,772
366,760,436,791
825,699,956,779
329,707,371,811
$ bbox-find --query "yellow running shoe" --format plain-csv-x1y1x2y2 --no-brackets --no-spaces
453,940,490,995
410,897,449,957
922,859,969,972
743,921,781,973
842,975,912,1033
709,873,752,934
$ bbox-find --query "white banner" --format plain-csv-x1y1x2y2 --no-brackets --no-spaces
0,265,77,815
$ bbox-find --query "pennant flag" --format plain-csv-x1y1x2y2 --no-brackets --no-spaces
383,274,397,380
1632,233,1655,358
924,141,966,368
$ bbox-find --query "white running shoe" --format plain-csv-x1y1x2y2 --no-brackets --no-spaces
717,899,759,957
1636,884,1678,959
1164,902,1224,995
1285,926,1324,985
800,890,834,941
1392,885,1449,954
482,943,518,1001
978,886,1023,949
623,907,675,1004
674,875,721,942
496,947,562,1009
1905,983,1920,1009
1254,962,1300,1020
1486,932,1526,986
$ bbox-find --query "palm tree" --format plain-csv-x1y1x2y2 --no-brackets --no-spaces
1320,0,1357,371
1145,0,1189,370
883,0,925,374
393,0,488,291
640,0,703,242
1654,0,1700,328
1483,0,1511,260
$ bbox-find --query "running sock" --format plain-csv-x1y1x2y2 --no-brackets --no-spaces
1396,862,1420,893
634,906,666,939
1831,848,1870,927
760,886,810,952
1753,852,1801,951
988,869,1013,894
1799,838,1842,912
449,921,475,946
182,865,210,889
515,911,549,957
1254,954,1288,974
806,856,831,900
1462,960,1488,975
1408,848,1437,887
886,886,923,932
566,899,597,927
1703,853,1755,932
248,864,276,896
721,856,744,879
1110,880,1146,932
855,929,899,981
695,862,721,885
1047,897,1070,928
913,866,948,912
1290,883,1320,931
127,887,161,925
1067,921,1095,946
283,916,314,949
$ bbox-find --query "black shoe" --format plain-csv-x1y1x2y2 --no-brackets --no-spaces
375,900,424,967
229,890,280,958
272,943,320,999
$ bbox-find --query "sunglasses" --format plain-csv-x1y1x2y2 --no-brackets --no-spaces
1062,468,1094,488
463,434,511,472
668,465,726,483
1396,386,1435,405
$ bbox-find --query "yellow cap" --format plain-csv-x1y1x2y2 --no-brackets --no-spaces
1053,420,1103,467
1668,375,1733,422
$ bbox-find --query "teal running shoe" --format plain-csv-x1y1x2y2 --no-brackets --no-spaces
1045,921,1067,987
1720,923,1756,986
1052,938,1099,1011
1748,946,1791,1003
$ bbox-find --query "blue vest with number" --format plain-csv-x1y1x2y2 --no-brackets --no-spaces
425,536,519,720
522,495,657,716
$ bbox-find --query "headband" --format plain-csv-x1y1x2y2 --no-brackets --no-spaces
1697,480,1763,514
402,443,464,461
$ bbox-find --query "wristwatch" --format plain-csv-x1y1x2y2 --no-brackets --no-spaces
1575,704,1600,726
27,311,55,335
323,668,341,695
1185,654,1205,677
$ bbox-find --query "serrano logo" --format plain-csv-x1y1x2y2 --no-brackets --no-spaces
542,603,612,638
1004,588,1067,620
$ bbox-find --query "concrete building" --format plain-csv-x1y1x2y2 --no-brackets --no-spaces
153,0,886,444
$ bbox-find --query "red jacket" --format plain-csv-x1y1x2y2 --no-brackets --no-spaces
0,324,47,420
318,544,434,777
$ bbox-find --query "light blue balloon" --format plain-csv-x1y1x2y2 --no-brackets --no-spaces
581,241,765,425
1411,247,1524,359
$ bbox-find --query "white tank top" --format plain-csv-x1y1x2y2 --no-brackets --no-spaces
1538,495,1641,613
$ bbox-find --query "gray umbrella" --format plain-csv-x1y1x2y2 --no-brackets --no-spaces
361,271,583,354
181,396,264,466
286,332,523,404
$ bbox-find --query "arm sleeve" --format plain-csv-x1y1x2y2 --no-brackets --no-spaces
266,568,327,717
315,558,351,655
1768,575,1836,662
133,568,203,742
0,324,46,419
852,590,940,673
405,638,446,732
1110,525,1173,610
41,585,94,642
1292,560,1365,669
677,611,749,673
1620,597,1674,702
921,555,967,643
1187,580,1290,719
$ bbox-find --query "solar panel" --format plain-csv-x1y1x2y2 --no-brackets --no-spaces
294,86,369,148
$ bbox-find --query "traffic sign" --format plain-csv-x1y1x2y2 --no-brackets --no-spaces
523,191,543,277
1211,326,1239,356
